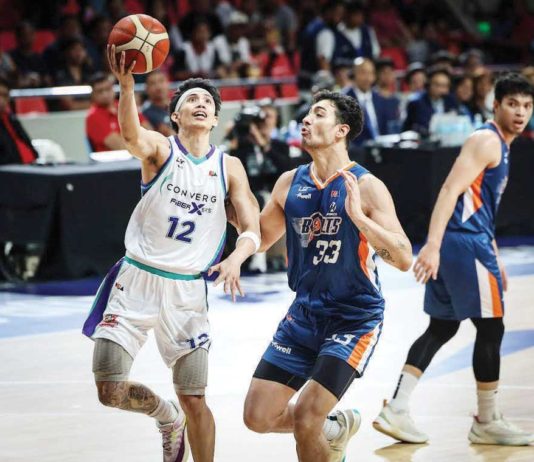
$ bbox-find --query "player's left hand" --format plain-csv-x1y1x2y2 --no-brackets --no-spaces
340,170,364,222
498,259,508,292
208,257,244,302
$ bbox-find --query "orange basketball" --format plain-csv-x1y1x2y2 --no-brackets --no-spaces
108,14,170,74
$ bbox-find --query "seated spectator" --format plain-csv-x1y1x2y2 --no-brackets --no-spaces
339,1,381,60
453,74,474,122
403,66,458,136
86,73,150,152
469,67,494,121
172,20,230,81
257,24,295,79
429,50,456,73
85,16,113,73
9,21,48,88
0,49,17,86
141,70,174,137
224,11,252,78
52,38,93,110
375,57,396,98
259,0,298,54
343,57,400,146
460,48,484,77
0,77,38,165
42,15,86,75
179,0,224,41
404,62,426,95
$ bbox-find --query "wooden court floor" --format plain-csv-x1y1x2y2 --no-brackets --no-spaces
0,251,533,461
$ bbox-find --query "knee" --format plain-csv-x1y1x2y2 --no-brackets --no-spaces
293,403,323,442
178,394,207,420
429,318,461,343
474,318,504,343
243,404,271,433
96,381,126,408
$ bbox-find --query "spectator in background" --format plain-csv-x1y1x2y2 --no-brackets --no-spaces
85,15,113,73
470,68,494,121
344,57,400,146
453,74,474,122
0,77,38,165
42,15,85,75
375,57,396,98
260,0,298,54
172,20,230,81
405,62,426,94
0,49,17,86
86,73,150,152
403,66,457,136
333,63,352,90
141,70,174,137
9,21,47,88
179,0,224,41
339,1,381,60
257,23,294,79
429,50,456,73
224,11,252,78
460,49,484,76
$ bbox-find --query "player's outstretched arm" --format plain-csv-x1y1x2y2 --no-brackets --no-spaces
208,156,260,301
341,170,412,271
258,170,295,253
107,45,168,162
414,131,501,283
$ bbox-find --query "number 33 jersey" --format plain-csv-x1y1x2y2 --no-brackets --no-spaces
125,136,227,276
285,162,385,321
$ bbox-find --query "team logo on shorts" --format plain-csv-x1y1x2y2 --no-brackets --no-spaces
115,282,124,291
99,314,119,328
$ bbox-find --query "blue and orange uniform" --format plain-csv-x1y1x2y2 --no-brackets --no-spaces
257,162,385,395
425,121,509,320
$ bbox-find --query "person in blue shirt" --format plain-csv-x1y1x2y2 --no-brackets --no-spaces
241,90,413,462
374,73,534,446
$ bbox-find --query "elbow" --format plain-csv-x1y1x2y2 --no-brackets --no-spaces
397,257,413,272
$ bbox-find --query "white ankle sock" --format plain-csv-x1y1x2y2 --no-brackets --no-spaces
389,371,419,412
150,399,179,425
477,389,497,423
323,414,343,441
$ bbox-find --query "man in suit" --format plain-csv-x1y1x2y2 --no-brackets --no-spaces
343,57,400,146
403,66,458,136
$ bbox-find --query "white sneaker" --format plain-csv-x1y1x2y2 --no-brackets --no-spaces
468,413,534,446
328,409,361,462
372,400,428,444
157,401,189,462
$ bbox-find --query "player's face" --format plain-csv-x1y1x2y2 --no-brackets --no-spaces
174,91,218,131
494,94,534,135
301,100,346,149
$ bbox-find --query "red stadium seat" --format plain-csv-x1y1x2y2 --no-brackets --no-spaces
220,86,247,101
254,85,277,100
0,30,16,51
380,47,408,70
33,30,56,54
15,97,48,115
280,84,299,99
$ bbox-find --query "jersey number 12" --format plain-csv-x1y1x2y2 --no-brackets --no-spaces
166,216,195,243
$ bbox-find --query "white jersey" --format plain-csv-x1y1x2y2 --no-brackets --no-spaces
125,136,228,276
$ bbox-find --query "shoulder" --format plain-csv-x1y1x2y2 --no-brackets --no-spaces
462,129,502,163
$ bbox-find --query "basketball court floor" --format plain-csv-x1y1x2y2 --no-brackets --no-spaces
1,247,533,461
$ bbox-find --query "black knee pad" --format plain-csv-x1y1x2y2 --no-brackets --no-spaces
406,317,460,372
472,317,504,382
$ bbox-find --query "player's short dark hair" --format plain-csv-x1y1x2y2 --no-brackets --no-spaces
89,72,112,88
312,90,363,145
169,78,221,132
494,73,534,103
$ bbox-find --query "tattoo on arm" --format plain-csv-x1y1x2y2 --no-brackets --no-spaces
376,248,395,262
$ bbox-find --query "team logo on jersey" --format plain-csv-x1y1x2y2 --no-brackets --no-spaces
291,212,342,247
331,190,339,198
176,157,185,168
298,186,313,192
208,170,218,177
297,192,312,200
329,202,337,213
166,184,217,203
189,201,205,215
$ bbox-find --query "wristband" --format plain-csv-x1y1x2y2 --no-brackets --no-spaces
236,231,261,254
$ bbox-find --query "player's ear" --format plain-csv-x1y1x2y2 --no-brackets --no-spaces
337,123,350,139
171,111,180,124
212,115,219,129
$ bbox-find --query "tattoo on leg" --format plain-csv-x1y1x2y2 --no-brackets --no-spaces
376,248,394,262
99,381,159,414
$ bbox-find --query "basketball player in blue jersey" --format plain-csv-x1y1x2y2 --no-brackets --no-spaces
240,90,413,462
82,47,260,462
373,74,534,446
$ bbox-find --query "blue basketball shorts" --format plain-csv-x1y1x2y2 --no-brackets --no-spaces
424,231,504,321
261,301,383,382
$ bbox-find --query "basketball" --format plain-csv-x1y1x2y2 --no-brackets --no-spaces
108,14,170,74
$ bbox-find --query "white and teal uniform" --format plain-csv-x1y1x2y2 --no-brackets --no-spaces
83,136,228,367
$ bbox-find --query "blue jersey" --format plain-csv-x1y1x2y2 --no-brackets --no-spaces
447,121,509,239
284,162,385,321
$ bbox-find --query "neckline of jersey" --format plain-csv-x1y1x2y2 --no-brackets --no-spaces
309,161,357,190
174,135,216,164
488,120,509,148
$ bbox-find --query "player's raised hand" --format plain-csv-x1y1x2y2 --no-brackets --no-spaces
208,256,244,302
107,44,136,88
340,170,364,222
413,242,440,283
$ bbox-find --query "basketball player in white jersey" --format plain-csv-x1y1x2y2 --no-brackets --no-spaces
82,46,260,462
